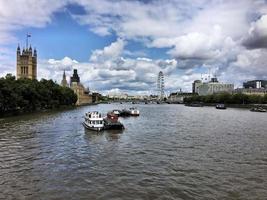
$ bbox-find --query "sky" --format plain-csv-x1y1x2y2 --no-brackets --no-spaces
0,0,267,95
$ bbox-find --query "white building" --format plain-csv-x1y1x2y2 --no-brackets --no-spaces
196,77,234,96
108,93,128,99
192,80,202,94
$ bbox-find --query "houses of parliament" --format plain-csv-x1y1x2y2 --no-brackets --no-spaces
16,44,37,79
15,40,98,105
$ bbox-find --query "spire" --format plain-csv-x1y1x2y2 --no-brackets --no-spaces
29,45,32,55
17,44,20,54
61,70,68,87
34,48,37,57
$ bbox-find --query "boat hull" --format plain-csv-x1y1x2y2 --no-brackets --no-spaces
130,113,139,116
250,109,267,112
104,124,124,130
185,103,204,107
104,119,124,130
83,122,104,131
120,110,131,117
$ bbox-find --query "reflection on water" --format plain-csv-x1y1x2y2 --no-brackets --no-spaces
84,128,123,141
0,104,267,200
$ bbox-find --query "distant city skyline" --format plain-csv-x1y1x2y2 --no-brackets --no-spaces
0,0,267,94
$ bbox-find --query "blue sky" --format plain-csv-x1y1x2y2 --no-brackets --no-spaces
14,3,170,62
16,7,119,61
0,0,267,94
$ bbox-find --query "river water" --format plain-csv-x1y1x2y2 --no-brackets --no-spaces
0,104,266,200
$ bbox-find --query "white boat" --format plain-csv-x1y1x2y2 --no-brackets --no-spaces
129,107,140,116
83,111,104,131
112,109,121,116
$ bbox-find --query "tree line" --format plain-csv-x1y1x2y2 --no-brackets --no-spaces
184,92,267,104
0,74,77,115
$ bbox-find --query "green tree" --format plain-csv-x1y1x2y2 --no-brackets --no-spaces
0,74,77,115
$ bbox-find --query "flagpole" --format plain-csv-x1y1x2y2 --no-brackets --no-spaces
26,33,31,49
26,34,28,49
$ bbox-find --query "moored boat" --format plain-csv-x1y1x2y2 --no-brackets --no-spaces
129,107,140,116
83,111,104,131
250,107,267,112
112,109,121,116
185,102,204,107
120,109,131,117
104,112,124,130
216,104,226,109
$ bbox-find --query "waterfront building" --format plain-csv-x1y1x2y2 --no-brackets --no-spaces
168,92,193,103
61,70,68,87
192,80,202,94
108,93,128,100
128,95,149,100
234,88,267,96
16,45,37,79
197,77,234,96
70,69,92,106
243,80,267,89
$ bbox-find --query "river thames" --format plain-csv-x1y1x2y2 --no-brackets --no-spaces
0,104,266,199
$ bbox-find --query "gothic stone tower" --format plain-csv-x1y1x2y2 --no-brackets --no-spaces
61,70,68,87
16,45,37,79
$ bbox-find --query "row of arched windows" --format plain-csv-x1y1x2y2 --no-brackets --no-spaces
21,66,28,75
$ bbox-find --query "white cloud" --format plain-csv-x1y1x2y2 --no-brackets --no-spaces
36,39,180,94
0,0,68,45
90,38,125,62
1,0,267,94
243,14,267,49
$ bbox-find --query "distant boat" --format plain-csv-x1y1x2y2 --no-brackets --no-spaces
83,111,104,131
185,102,204,107
250,107,267,112
216,104,226,109
120,108,140,116
112,109,121,116
129,107,140,116
120,109,131,117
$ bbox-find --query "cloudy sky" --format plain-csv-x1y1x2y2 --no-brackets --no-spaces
0,0,267,94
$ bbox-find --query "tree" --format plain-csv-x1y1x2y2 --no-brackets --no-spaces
0,75,77,115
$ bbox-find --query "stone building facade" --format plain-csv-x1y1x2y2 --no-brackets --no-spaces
69,69,92,106
192,80,202,94
16,45,37,79
195,77,234,96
